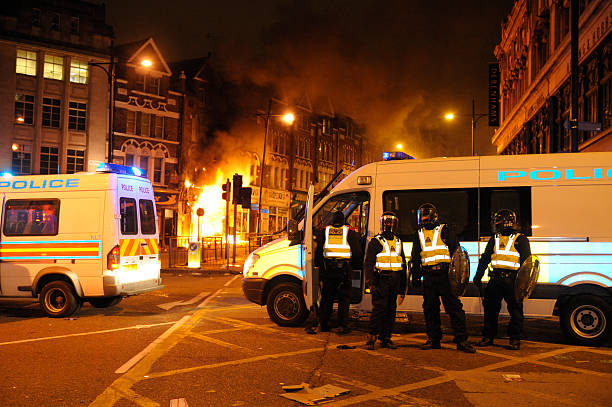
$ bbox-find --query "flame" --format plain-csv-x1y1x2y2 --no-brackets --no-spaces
188,166,251,244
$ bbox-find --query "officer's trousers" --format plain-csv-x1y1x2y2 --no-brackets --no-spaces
483,275,524,340
319,269,351,329
369,271,402,340
422,271,468,343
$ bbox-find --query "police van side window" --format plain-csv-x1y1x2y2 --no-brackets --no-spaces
3,199,60,236
313,192,370,238
383,189,478,242
139,199,156,235
120,198,138,235
479,187,532,236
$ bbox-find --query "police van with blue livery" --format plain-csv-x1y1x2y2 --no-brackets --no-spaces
242,151,612,345
0,163,163,317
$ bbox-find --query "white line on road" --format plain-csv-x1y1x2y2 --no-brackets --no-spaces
0,321,179,346
157,291,210,310
115,315,191,374
224,274,240,287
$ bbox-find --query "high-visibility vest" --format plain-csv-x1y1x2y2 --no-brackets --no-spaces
418,225,451,267
491,233,521,270
374,235,404,271
323,225,352,259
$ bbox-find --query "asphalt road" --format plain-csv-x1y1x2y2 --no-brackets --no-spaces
0,271,610,407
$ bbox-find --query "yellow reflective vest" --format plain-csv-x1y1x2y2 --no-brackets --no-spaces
418,225,451,266
491,233,521,270
323,225,352,259
374,235,404,271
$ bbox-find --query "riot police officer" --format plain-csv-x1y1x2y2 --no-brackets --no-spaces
364,211,406,350
314,210,362,334
473,209,531,350
411,203,475,353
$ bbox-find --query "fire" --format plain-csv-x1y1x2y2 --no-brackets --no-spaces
188,166,251,243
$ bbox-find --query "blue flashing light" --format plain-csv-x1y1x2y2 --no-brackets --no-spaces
96,163,146,178
2,172,13,178
383,151,415,161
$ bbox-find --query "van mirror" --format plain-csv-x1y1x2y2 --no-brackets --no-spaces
287,219,302,244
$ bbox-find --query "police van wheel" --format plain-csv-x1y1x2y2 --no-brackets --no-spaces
561,295,611,346
266,282,308,326
89,296,122,308
40,281,80,318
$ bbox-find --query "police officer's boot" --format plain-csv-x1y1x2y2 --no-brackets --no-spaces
507,339,520,350
420,339,441,350
457,341,476,353
381,338,398,349
365,334,376,350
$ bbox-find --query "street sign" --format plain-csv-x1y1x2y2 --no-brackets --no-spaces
563,120,602,132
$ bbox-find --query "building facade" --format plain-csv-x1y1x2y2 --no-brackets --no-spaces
493,0,612,154
112,38,181,245
0,0,113,175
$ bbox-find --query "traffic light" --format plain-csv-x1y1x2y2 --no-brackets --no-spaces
232,174,243,204
239,187,252,209
221,179,231,201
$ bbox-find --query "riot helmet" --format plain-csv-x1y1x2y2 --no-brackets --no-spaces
380,211,399,236
492,209,518,234
416,203,438,228
330,210,345,227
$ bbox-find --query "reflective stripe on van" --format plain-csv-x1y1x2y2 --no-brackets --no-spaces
120,238,159,256
0,240,101,259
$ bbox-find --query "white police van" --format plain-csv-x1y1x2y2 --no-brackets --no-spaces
0,163,163,317
242,151,612,345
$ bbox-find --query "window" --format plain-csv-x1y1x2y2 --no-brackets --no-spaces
51,13,60,31
139,155,149,175
70,17,79,35
16,49,37,76
3,199,60,236
42,97,61,128
153,157,163,183
32,9,40,26
141,113,151,136
383,188,478,242
139,199,156,235
15,94,34,124
12,144,32,175
136,75,145,91
68,101,86,130
40,146,59,174
314,192,370,239
125,154,134,166
147,77,160,95
66,149,85,174
479,187,531,237
126,110,136,134
70,59,88,83
44,54,63,80
153,115,164,138
120,198,137,235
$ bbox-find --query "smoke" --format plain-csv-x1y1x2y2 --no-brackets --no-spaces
206,0,509,158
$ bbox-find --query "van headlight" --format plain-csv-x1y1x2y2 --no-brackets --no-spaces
243,253,260,277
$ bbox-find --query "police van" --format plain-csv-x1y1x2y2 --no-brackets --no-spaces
242,151,612,345
0,163,163,317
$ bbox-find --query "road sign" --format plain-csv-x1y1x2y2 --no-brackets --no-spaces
563,120,602,132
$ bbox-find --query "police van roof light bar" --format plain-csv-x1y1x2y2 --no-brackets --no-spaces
383,151,415,161
96,163,147,178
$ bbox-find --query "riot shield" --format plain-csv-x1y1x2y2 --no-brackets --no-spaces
514,255,540,303
449,246,470,297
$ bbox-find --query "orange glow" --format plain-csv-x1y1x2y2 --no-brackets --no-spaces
16,116,25,123
141,59,152,67
11,143,19,151
281,113,295,125
445,113,455,120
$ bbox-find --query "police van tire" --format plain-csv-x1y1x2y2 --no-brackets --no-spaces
40,281,80,318
89,296,122,308
561,295,612,346
266,282,308,326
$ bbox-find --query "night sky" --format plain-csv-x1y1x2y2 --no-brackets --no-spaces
102,0,515,158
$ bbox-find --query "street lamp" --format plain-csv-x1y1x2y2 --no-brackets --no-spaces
256,101,295,236
89,53,152,163
444,98,488,156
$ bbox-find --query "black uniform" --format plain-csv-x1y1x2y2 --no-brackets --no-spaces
314,226,363,331
474,233,531,341
411,224,468,344
364,234,407,342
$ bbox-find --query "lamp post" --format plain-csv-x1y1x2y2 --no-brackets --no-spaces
255,101,295,236
445,98,488,156
89,53,153,163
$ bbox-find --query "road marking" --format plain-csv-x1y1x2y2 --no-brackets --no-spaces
224,274,240,286
0,321,178,346
158,291,210,310
189,331,253,353
197,286,225,308
115,315,191,374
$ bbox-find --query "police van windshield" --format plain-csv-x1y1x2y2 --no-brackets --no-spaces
314,192,369,238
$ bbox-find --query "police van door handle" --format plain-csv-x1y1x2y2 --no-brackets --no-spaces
141,242,147,246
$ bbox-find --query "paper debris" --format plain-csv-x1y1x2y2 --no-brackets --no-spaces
502,374,523,382
281,383,350,405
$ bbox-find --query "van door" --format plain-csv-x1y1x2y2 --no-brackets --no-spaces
303,184,315,310
0,193,4,294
